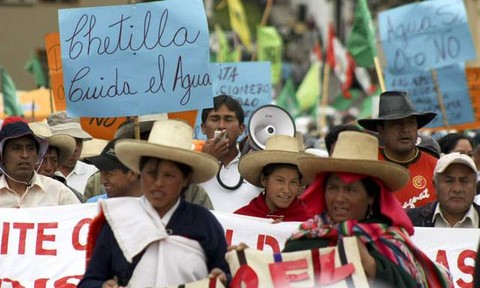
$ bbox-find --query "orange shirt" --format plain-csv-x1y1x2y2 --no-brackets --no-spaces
379,149,437,209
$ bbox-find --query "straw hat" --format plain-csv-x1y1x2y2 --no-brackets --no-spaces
80,138,109,160
357,91,437,132
298,131,410,191
28,121,75,166
47,111,92,140
239,135,312,187
115,119,219,183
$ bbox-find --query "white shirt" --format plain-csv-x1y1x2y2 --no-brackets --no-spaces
56,161,98,195
199,152,261,213
0,173,80,208
433,204,479,228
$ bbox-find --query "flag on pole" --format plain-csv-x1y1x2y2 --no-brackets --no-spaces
354,67,377,95
227,0,252,52
257,26,283,85
215,24,231,63
296,61,321,113
346,0,377,67
25,53,48,88
277,78,299,118
326,23,355,98
0,67,24,116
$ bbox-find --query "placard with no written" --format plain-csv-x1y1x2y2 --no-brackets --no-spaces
58,0,212,117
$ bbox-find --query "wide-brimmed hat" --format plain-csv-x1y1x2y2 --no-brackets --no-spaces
47,111,92,140
0,122,49,161
114,119,155,140
357,91,437,132
298,131,410,191
80,138,109,160
28,121,75,166
115,119,219,183
85,139,128,171
239,135,312,187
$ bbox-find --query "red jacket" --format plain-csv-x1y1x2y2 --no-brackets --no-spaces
235,194,310,222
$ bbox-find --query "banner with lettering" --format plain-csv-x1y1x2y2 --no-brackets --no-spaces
378,0,475,74
0,204,477,288
58,0,212,117
193,62,272,140
384,64,475,128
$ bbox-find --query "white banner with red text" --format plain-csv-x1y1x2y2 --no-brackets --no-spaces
0,203,478,288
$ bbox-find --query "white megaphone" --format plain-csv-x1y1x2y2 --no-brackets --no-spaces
247,105,296,150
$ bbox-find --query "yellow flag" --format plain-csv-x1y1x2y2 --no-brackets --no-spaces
227,0,252,51
296,61,321,112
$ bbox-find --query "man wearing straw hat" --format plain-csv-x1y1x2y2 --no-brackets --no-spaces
0,122,80,207
47,111,98,195
29,121,84,202
358,91,438,209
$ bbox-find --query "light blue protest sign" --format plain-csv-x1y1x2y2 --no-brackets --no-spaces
193,62,272,140
379,0,475,74
385,63,474,128
58,0,211,117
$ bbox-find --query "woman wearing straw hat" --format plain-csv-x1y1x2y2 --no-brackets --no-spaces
234,135,311,222
285,131,453,287
78,120,228,288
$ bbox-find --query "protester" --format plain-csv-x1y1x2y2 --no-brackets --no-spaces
407,153,479,228
0,122,80,207
78,119,228,287
286,131,453,287
438,133,475,158
234,135,310,222
199,94,261,212
29,121,84,202
324,124,362,156
48,111,98,195
84,139,142,202
357,91,438,209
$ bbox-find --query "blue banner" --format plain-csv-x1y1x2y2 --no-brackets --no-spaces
379,0,475,74
194,62,272,140
59,0,211,117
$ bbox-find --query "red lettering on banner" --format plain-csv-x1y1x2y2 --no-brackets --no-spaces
230,265,259,288
54,275,83,287
72,218,92,251
435,249,450,270
319,250,355,285
456,249,476,288
13,222,35,254
225,229,233,246
256,234,280,253
269,259,310,287
0,278,24,288
34,278,49,288
1,222,10,254
36,223,57,256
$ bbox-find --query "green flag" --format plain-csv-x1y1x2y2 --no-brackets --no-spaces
0,67,24,116
346,0,377,67
277,78,299,118
358,87,381,119
296,61,321,113
257,26,283,85
25,53,48,88
332,89,361,111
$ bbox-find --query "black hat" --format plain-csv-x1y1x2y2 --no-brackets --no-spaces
0,122,49,161
416,135,441,159
357,91,437,132
84,139,128,172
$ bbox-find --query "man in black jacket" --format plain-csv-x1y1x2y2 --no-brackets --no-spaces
407,152,480,228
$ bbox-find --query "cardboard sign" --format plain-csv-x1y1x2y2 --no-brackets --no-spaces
44,32,66,111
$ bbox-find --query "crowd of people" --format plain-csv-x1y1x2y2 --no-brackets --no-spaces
3,91,480,287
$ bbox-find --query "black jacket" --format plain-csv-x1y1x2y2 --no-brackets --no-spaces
407,201,480,227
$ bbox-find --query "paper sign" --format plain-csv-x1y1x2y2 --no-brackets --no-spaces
379,0,475,73
45,32,67,111
384,64,474,128
194,62,272,140
58,0,212,117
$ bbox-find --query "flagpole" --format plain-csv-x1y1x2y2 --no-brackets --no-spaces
431,69,449,129
373,57,385,92
319,63,330,138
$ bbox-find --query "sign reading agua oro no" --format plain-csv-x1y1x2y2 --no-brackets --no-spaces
58,0,212,117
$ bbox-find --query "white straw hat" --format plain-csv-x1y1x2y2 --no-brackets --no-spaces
115,119,219,183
